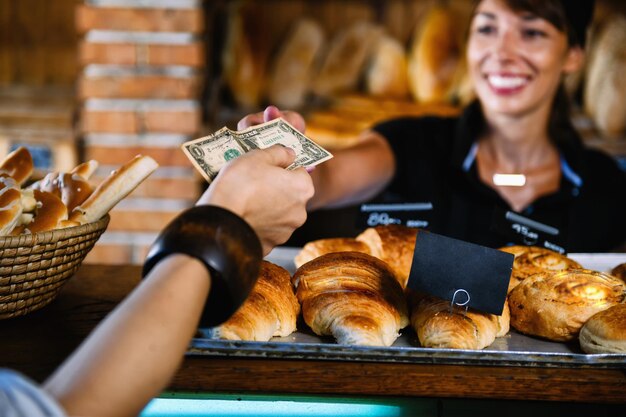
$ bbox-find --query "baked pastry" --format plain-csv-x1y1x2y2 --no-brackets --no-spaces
503,246,581,292
356,225,417,288
411,294,510,350
27,190,68,233
611,263,626,283
0,147,33,186
293,251,409,346
210,261,299,341
70,155,158,224
294,237,371,269
508,269,626,342
267,19,325,109
365,34,409,99
579,303,626,354
0,176,23,236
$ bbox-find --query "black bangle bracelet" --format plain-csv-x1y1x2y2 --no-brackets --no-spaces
142,205,262,327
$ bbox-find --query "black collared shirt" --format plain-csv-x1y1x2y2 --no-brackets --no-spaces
373,103,626,253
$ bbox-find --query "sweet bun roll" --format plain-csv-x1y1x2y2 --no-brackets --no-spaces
507,246,581,292
70,155,158,224
0,147,33,186
0,176,24,236
356,225,417,288
210,261,299,341
509,270,626,342
70,160,98,179
34,172,93,212
579,303,626,354
411,294,510,350
294,238,371,269
27,189,68,233
293,251,409,346
611,263,626,283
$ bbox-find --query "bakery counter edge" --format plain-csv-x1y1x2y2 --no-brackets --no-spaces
0,264,624,404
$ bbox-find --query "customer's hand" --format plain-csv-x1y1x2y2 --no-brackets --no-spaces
238,105,306,133
197,145,314,254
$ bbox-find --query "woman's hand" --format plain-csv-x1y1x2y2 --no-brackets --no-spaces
238,105,306,133
197,145,314,254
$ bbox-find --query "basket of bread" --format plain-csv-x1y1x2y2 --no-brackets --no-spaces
0,147,158,319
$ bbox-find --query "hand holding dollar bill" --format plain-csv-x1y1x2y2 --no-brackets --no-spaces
181,118,333,183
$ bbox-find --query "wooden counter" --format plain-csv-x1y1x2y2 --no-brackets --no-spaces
0,264,624,404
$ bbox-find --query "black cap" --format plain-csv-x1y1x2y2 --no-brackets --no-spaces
559,0,595,47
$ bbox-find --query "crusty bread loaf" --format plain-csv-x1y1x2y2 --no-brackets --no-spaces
579,303,626,354
210,261,299,341
411,294,510,350
267,19,325,109
611,263,626,283
0,176,23,236
508,269,626,342
0,147,33,186
27,189,68,233
294,237,371,269
356,225,417,288
500,245,581,292
314,21,383,97
70,155,158,224
365,34,409,99
293,251,409,346
407,4,466,103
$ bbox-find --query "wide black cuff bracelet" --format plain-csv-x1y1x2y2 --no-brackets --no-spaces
142,205,262,328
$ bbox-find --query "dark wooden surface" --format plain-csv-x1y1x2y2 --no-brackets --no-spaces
0,264,624,404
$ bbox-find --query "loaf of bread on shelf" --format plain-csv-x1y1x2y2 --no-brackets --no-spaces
579,303,626,354
267,19,325,109
314,21,383,97
70,155,158,224
365,34,409,99
0,147,33,186
499,245,581,293
411,293,510,350
209,261,299,341
356,225,418,288
508,269,626,342
584,15,626,138
295,237,371,269
407,4,467,104
293,251,409,346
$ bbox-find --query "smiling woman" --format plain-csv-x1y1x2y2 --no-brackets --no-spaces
239,0,626,253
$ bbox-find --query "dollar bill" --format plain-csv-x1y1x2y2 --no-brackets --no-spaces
181,118,333,183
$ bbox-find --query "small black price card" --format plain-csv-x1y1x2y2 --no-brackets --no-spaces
407,231,513,315
491,209,566,254
358,202,433,229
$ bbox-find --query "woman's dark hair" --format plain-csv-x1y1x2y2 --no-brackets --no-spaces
470,0,593,147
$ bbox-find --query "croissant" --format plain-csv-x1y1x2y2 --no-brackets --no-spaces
579,303,626,354
356,225,417,288
294,237,371,269
411,294,510,350
209,261,299,341
509,269,626,341
500,245,581,292
293,251,409,346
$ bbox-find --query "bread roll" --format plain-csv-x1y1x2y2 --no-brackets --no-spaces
33,172,94,212
579,303,626,354
411,294,510,350
365,34,409,99
27,189,68,233
508,270,626,342
70,155,158,224
210,261,299,341
295,237,371,269
503,246,581,292
611,263,626,283
356,225,417,288
71,160,98,180
267,19,325,109
293,251,409,346
0,176,23,236
0,147,33,186
314,21,383,97
407,4,466,103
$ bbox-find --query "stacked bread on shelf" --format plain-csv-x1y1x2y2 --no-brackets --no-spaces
0,146,157,236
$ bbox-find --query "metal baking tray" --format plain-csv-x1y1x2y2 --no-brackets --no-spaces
190,248,626,369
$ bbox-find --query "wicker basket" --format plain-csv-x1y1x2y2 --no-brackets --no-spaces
0,215,109,319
